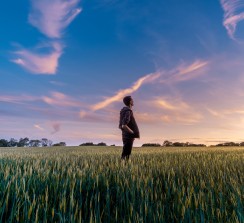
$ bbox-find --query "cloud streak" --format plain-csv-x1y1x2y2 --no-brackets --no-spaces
220,0,244,40
0,91,84,108
91,71,161,111
0,94,39,104
12,42,63,74
160,60,209,83
155,99,189,111
153,98,203,124
42,91,84,107
12,0,81,74
29,0,82,38
34,124,44,131
89,59,208,114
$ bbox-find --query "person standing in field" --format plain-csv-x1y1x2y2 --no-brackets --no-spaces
119,96,140,160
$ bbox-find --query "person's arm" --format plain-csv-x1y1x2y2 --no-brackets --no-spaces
121,125,134,134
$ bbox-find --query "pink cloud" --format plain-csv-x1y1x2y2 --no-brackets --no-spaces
0,94,39,104
220,0,244,40
12,42,63,74
42,91,84,107
34,124,44,131
151,98,203,124
160,60,209,83
86,60,207,125
0,91,84,109
91,71,161,111
29,0,82,38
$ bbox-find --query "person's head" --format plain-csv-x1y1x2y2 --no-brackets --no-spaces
123,96,134,107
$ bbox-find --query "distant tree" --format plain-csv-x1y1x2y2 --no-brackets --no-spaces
163,140,173,147
97,142,107,146
198,144,206,147
29,139,41,147
7,138,18,147
47,140,53,147
226,142,239,146
172,142,185,147
53,142,66,146
59,142,66,146
79,142,95,146
142,143,161,147
110,144,115,146
41,138,48,147
186,143,206,147
17,137,29,147
240,142,244,146
184,142,190,146
41,138,52,147
0,139,8,147
216,142,239,147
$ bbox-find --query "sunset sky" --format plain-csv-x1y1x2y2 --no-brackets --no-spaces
1,0,244,146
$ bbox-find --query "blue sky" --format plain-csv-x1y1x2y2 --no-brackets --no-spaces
1,0,244,146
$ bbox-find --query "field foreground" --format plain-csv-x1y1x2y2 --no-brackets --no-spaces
0,146,243,222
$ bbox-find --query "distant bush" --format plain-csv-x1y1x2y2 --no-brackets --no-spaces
0,139,8,147
97,142,107,146
79,142,108,146
79,142,95,146
216,142,239,147
172,142,185,147
142,143,161,147
53,142,66,147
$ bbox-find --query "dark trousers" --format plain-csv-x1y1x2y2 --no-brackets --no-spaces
121,137,134,160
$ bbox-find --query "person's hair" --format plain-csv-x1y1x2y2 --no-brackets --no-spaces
123,96,132,106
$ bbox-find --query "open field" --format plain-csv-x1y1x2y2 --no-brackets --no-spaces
0,146,243,222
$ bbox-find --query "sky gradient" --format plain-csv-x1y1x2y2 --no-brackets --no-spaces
1,0,244,146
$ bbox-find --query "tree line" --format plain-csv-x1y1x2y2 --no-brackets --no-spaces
0,138,65,147
0,138,109,147
1,138,244,148
142,141,206,147
142,140,244,147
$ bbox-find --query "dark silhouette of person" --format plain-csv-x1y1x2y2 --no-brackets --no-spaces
119,96,140,160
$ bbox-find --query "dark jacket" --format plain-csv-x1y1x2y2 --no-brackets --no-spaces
119,107,140,138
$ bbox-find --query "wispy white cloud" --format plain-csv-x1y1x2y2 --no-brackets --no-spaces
0,91,84,108
153,98,203,125
42,91,84,107
91,60,209,111
177,60,208,77
207,107,244,118
160,60,209,83
206,108,224,118
12,0,81,74
0,94,39,104
220,0,244,40
91,71,161,111
34,124,44,131
12,42,63,74
155,99,189,111
29,0,82,38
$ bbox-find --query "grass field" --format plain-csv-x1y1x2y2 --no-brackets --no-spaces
0,146,243,222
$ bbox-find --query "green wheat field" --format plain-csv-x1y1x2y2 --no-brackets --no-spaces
0,146,243,222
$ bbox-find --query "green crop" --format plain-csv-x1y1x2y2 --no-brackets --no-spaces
0,146,243,222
